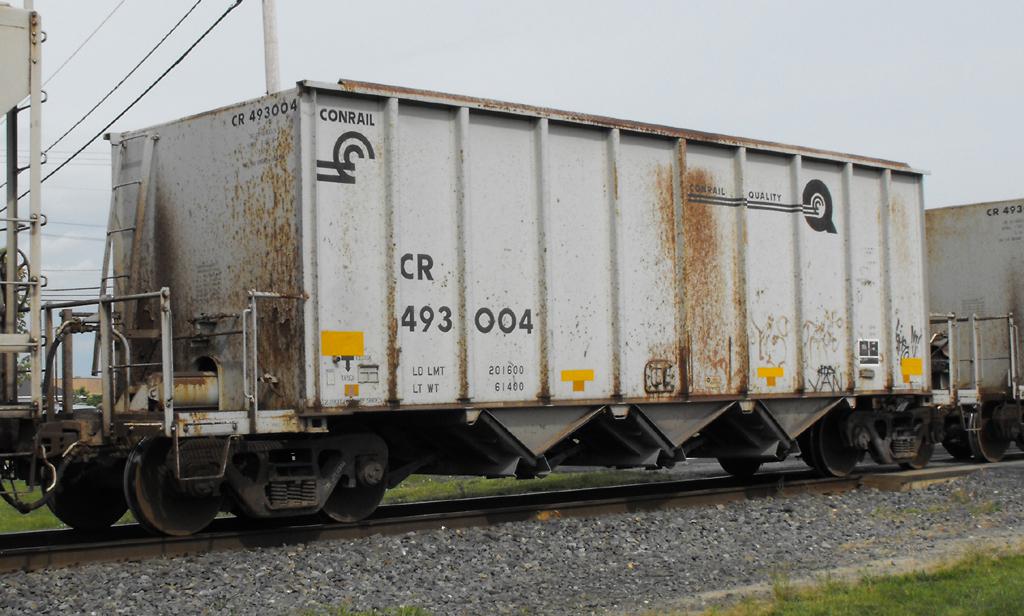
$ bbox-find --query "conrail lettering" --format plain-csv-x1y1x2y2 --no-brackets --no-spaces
320,108,376,126
691,184,726,196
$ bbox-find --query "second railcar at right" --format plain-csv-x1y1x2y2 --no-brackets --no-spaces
927,198,1024,461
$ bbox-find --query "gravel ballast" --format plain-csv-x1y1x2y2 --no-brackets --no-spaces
1,464,1022,615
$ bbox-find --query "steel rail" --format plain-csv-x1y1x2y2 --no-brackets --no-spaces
1,458,1014,574
0,469,876,574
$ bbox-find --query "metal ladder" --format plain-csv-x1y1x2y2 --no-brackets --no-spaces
91,134,156,377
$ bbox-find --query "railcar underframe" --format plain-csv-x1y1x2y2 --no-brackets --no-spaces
3,291,1022,535
0,287,958,536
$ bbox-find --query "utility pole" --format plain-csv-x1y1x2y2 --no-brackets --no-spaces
261,0,280,94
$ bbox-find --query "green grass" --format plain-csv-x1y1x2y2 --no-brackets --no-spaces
0,481,67,532
703,549,1024,616
0,481,135,532
382,469,675,504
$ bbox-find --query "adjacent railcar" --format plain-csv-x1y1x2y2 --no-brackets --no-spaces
926,199,1024,461
3,78,935,535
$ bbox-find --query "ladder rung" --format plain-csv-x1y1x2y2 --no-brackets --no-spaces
0,333,33,352
0,406,34,419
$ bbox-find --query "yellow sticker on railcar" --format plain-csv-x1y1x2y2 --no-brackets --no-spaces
321,330,364,357
757,366,784,387
343,383,360,397
900,357,923,384
561,369,594,392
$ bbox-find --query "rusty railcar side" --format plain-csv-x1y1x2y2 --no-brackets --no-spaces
108,80,930,416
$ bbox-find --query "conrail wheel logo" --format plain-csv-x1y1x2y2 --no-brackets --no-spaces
802,180,837,234
316,131,376,184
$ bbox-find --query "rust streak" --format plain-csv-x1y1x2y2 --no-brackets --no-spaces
654,164,676,264
682,168,730,394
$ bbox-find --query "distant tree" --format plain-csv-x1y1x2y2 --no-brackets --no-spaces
70,386,102,408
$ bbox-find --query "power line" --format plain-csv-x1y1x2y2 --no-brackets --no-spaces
10,150,108,158
2,0,245,207
41,0,205,156
1,160,109,168
43,286,101,292
43,0,130,87
2,153,107,160
42,233,105,242
40,186,111,192
0,0,128,131
45,221,107,228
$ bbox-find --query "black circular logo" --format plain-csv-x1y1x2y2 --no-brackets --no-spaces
802,180,837,234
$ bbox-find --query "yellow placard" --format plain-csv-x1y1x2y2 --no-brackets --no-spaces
757,366,784,387
343,383,360,397
321,330,364,357
561,369,595,392
900,357,923,384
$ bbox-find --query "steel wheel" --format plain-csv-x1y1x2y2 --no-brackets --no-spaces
124,438,221,536
717,457,762,478
797,429,822,471
808,409,863,477
942,433,974,460
898,439,934,470
321,458,387,523
968,407,1013,463
48,460,128,531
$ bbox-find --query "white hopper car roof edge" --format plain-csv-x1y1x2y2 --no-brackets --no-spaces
105,78,928,176
318,79,928,175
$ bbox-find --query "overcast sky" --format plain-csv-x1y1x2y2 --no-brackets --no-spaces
4,0,1023,374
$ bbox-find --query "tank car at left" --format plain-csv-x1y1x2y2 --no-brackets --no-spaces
0,5,102,526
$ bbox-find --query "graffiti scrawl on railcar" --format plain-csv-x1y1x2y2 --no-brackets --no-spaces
752,314,789,367
894,318,922,359
803,310,843,365
809,364,841,392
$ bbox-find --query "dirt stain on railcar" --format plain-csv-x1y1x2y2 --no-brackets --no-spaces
387,281,400,406
235,124,304,410
888,194,913,267
641,164,681,397
654,164,676,263
682,168,731,393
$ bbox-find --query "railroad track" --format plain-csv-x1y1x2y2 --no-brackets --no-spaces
0,461,1007,574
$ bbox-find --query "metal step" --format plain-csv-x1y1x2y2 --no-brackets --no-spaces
0,403,34,418
0,333,34,353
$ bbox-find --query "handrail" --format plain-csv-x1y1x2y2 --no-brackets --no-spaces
42,288,173,437
242,290,305,428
